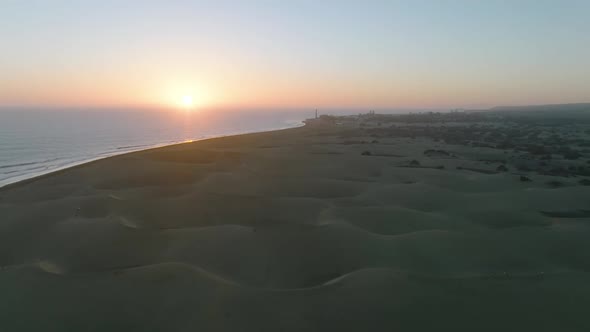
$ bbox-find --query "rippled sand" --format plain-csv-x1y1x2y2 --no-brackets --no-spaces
1,124,589,331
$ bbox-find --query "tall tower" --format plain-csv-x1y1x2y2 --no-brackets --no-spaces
315,109,318,119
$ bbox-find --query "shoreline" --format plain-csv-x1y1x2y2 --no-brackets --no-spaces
0,123,304,191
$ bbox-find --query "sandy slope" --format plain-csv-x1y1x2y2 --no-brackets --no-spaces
1,124,590,331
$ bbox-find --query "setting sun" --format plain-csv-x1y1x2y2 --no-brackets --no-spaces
182,95,193,108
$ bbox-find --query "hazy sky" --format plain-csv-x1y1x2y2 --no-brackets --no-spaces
1,0,589,110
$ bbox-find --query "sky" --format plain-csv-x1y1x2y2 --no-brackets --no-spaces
1,0,589,110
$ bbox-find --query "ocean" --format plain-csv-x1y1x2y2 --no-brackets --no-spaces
0,109,309,188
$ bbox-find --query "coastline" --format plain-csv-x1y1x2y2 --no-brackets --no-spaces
0,122,304,191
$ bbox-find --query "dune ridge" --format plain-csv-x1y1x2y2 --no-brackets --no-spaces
1,122,590,331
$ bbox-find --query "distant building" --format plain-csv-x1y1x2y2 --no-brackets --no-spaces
304,114,336,127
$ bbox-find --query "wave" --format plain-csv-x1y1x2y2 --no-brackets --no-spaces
0,157,61,170
116,144,152,150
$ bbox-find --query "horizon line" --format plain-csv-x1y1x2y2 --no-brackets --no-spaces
1,101,590,113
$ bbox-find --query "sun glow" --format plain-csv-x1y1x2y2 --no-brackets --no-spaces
182,95,193,108
159,82,215,110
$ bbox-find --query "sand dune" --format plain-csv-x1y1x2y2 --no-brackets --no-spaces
1,123,590,331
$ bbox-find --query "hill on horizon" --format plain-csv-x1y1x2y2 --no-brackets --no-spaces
490,102,590,112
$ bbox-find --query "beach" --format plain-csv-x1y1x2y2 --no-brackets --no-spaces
1,115,590,331
0,110,307,187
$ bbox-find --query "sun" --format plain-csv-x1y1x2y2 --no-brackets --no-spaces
182,95,193,108
163,86,211,110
